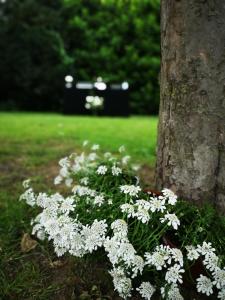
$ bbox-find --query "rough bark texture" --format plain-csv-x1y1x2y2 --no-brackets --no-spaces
156,0,225,210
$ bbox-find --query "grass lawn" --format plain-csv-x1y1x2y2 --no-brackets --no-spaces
0,112,158,299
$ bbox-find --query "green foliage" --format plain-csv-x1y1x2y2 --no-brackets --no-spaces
0,0,72,111
0,0,160,114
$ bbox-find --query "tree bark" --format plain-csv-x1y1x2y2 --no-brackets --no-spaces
156,0,225,210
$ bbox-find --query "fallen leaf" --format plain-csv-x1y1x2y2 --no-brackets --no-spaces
50,260,66,268
21,233,38,253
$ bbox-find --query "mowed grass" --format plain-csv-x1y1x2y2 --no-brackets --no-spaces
0,112,158,299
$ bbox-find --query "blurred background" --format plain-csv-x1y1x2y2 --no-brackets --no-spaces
0,0,160,115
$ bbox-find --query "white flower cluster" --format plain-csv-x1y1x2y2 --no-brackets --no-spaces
20,187,107,257
72,184,106,207
53,143,133,189
120,189,180,229
54,152,98,187
20,145,225,299
186,242,225,298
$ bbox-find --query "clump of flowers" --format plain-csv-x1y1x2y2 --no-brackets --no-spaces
20,142,225,299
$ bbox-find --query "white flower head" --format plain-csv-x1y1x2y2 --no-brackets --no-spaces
120,203,135,218
120,185,141,197
109,267,132,298
96,165,107,175
112,165,122,176
170,248,183,266
145,245,170,270
149,197,166,213
218,289,225,299
137,282,155,299
160,212,180,230
196,275,214,296
134,207,150,223
162,188,177,205
165,264,184,284
104,152,112,159
65,178,73,187
22,179,31,189
119,145,126,153
213,268,225,289
203,252,219,272
91,144,99,151
186,245,200,261
122,155,131,165
83,140,89,147
161,284,184,300
94,195,105,206
108,198,113,205
80,177,89,186
197,241,215,256
54,175,63,185
88,152,98,161
111,219,128,239
60,197,75,214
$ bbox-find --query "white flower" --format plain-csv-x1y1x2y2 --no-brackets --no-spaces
120,203,135,218
165,264,184,284
160,212,180,230
122,155,131,164
22,179,31,189
162,188,177,205
36,192,48,207
111,219,128,239
213,268,225,288
19,188,36,207
91,144,99,151
112,165,122,176
134,207,150,223
218,289,225,299
59,166,69,178
196,275,213,296
145,246,170,270
197,241,215,256
132,255,144,277
88,152,98,161
132,164,140,171
119,145,126,153
109,267,132,298
96,165,107,175
59,157,70,168
170,248,183,266
94,195,105,206
60,197,75,214
186,245,200,261
82,219,107,253
161,284,184,300
72,185,96,198
104,152,112,159
83,140,89,147
65,178,73,187
137,282,155,299
135,199,151,211
80,177,89,185
120,185,141,197
108,198,113,205
149,197,166,213
54,175,63,185
203,252,219,272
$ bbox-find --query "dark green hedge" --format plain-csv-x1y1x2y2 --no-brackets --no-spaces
0,0,160,114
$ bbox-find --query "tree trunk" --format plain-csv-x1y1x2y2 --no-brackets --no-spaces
156,0,225,210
